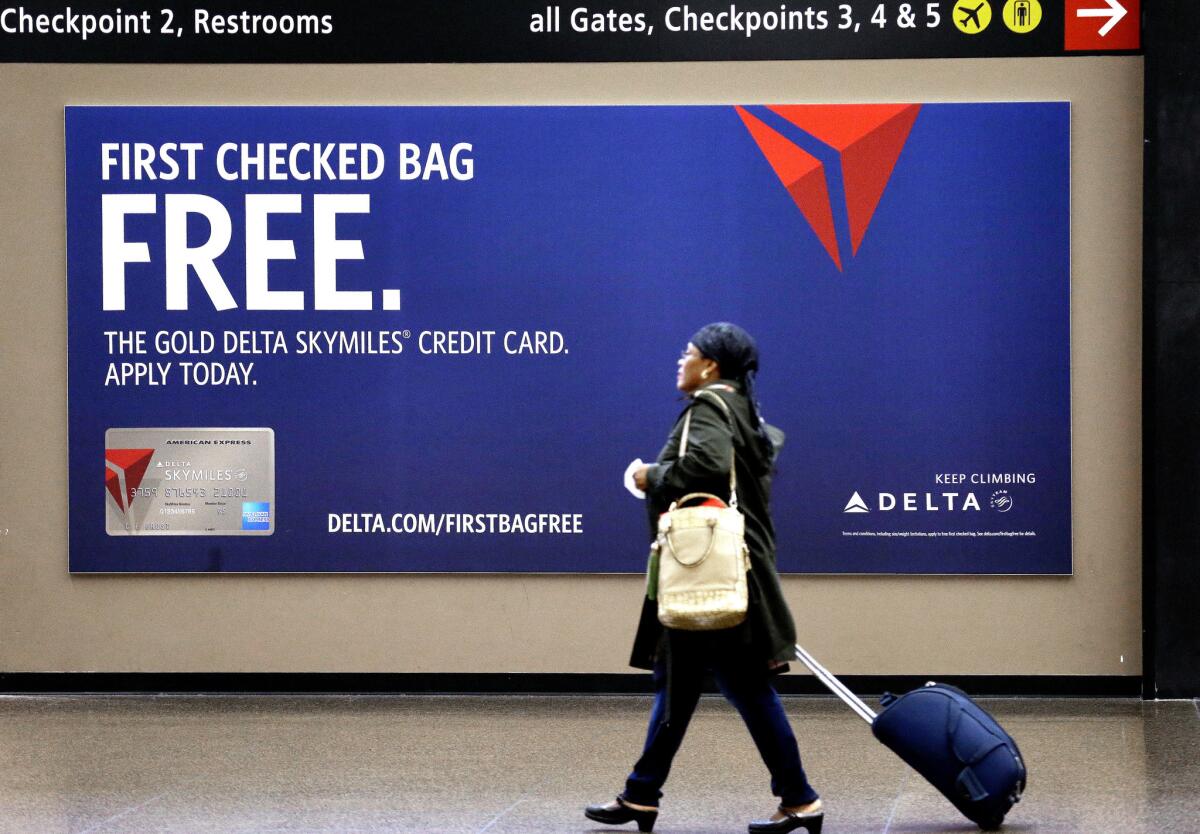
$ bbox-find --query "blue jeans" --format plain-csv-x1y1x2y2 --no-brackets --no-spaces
623,636,820,808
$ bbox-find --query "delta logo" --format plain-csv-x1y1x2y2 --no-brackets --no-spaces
105,448,154,514
735,104,921,271
844,490,982,512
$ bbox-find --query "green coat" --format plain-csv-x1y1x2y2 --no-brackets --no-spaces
628,380,797,671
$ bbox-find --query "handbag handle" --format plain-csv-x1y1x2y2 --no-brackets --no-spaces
661,515,720,567
678,389,738,508
670,492,728,509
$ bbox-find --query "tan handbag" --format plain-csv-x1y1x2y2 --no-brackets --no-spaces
653,390,751,631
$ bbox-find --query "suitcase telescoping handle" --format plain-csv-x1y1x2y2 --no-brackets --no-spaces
794,644,878,725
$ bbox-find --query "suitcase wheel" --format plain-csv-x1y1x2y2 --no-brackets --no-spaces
976,813,1005,831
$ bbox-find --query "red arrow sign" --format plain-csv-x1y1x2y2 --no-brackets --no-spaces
1065,0,1140,50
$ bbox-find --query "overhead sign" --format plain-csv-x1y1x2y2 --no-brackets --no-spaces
0,2,1141,61
66,103,1071,574
1065,0,1140,50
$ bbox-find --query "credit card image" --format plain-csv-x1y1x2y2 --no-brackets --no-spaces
104,428,275,536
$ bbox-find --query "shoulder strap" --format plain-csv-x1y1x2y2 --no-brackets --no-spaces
678,388,738,508
679,389,731,454
692,387,733,417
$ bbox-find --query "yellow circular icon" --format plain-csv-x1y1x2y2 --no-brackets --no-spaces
953,0,993,34
1002,0,1041,33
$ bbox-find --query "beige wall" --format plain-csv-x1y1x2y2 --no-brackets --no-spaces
0,60,1142,676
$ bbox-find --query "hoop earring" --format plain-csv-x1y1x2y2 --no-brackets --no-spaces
701,369,710,379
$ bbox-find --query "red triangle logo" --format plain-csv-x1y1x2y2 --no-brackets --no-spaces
105,448,155,511
768,104,920,256
735,106,842,271
737,104,921,267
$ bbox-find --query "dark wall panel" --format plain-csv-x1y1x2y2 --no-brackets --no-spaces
1146,0,1200,698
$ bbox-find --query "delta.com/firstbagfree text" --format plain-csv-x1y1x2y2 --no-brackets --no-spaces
328,512,584,535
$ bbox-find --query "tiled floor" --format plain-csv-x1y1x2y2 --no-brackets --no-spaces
0,694,1197,833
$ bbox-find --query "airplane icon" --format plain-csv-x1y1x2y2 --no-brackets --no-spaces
959,2,986,28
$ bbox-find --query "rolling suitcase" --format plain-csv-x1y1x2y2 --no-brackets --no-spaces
794,644,1026,831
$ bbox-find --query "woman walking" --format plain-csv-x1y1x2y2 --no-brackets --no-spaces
585,322,823,834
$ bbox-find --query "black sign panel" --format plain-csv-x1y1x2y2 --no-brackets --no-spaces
0,1,1142,62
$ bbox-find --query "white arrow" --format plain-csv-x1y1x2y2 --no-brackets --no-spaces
1077,0,1127,38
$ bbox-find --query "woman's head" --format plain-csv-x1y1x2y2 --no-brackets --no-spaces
679,322,777,462
688,322,760,382
676,343,719,393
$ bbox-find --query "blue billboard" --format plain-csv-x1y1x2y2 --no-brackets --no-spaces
67,104,1071,573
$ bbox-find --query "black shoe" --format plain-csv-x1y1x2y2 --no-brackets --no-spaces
584,797,659,832
747,803,824,834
